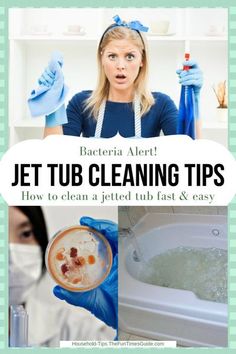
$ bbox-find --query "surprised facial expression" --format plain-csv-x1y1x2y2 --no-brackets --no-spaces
101,39,143,93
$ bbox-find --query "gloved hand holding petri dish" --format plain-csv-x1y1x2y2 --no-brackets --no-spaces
45,225,113,292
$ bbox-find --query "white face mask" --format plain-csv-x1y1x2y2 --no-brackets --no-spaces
9,243,42,305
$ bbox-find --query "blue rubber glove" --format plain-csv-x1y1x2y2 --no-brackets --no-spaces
53,217,118,330
45,104,67,127
38,51,64,87
176,60,203,119
28,51,69,126
176,60,203,98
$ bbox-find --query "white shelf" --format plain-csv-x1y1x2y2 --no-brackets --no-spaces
148,35,227,42
9,35,98,41
9,35,227,42
202,121,227,130
146,36,186,41
185,36,227,41
10,119,45,128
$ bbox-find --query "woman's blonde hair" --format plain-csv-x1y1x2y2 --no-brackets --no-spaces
84,25,154,118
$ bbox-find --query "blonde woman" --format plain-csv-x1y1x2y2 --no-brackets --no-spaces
29,16,203,138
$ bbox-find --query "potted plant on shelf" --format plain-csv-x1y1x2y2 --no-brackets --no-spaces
213,80,228,123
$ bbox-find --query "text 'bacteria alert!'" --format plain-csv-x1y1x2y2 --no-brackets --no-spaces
0,135,235,206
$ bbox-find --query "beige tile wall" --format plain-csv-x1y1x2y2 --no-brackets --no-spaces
119,206,227,228
147,206,227,215
119,206,146,228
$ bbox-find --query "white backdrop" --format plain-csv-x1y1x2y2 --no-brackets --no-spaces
42,205,117,239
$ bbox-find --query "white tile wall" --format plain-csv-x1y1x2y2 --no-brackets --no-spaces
127,206,146,226
145,206,174,213
172,206,220,215
216,206,228,215
119,210,132,229
119,206,146,228
119,206,227,228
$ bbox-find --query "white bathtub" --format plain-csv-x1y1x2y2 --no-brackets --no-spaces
119,213,228,347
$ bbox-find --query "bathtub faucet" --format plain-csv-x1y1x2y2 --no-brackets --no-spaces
119,227,142,262
119,227,135,239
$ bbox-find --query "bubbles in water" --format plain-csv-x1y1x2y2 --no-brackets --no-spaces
139,247,227,303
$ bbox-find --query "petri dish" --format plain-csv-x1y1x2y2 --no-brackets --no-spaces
46,225,113,292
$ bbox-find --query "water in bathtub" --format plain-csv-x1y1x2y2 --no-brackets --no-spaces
139,247,227,303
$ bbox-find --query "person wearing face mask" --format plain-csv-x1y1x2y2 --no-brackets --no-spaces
9,207,116,347
9,207,47,307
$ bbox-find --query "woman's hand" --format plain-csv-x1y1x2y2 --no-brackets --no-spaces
43,53,68,128
28,52,68,134
176,60,203,100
